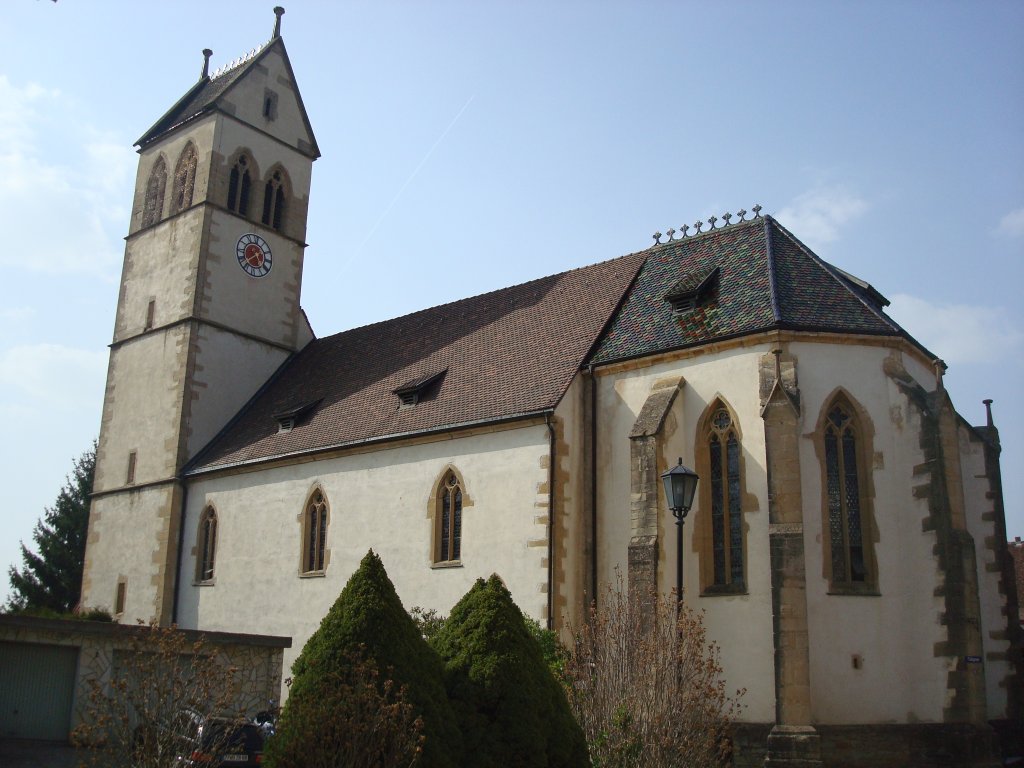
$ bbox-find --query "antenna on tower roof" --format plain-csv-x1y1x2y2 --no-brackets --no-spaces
273,7,285,38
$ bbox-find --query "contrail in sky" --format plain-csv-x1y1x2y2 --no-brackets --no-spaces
347,94,476,266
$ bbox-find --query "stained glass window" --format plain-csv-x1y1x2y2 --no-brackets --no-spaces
198,507,217,582
824,402,866,584
437,471,463,563
303,488,328,573
707,407,743,589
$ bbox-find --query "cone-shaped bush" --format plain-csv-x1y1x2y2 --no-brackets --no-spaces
269,550,462,768
429,575,589,768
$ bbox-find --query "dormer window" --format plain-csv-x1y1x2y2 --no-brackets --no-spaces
273,399,321,433
664,266,719,314
393,369,447,410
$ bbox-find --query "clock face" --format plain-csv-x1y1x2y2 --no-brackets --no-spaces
236,233,273,278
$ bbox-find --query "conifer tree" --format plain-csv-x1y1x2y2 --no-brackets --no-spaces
6,443,95,613
430,575,589,768
269,549,462,768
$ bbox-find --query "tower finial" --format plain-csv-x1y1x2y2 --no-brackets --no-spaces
201,49,213,79
273,6,285,38
983,398,994,428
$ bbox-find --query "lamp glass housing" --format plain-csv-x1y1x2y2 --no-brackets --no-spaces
661,459,699,514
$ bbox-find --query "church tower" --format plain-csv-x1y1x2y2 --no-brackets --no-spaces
81,8,319,623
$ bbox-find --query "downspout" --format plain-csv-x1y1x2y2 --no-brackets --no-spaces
171,479,188,624
546,413,556,630
588,364,598,605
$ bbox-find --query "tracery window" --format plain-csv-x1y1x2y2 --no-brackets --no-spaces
141,157,167,228
172,143,198,213
706,405,744,589
261,169,286,231
227,154,252,216
435,471,463,563
302,487,329,574
196,506,217,583
823,400,868,586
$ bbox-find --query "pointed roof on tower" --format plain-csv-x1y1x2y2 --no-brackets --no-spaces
135,8,319,158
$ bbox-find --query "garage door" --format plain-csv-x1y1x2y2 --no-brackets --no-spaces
0,641,80,741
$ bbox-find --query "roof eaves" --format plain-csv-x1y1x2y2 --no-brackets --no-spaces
135,76,211,148
185,408,556,478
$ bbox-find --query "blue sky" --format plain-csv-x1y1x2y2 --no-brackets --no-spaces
2,1,1022,605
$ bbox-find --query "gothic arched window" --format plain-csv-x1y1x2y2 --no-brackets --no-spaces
261,169,287,231
196,506,217,583
435,470,463,563
301,487,329,574
227,155,252,216
172,143,198,213
823,398,870,587
706,405,744,590
141,157,167,228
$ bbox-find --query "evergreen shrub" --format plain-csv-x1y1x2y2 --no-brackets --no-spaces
429,575,589,768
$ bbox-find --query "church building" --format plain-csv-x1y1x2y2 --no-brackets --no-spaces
80,9,1019,766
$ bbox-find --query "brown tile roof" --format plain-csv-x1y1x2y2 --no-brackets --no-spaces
187,252,645,473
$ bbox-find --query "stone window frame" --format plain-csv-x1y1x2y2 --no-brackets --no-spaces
141,155,168,228
260,164,290,234
195,505,218,585
429,465,472,567
299,485,330,577
813,389,880,595
171,142,199,214
226,151,259,218
694,396,750,595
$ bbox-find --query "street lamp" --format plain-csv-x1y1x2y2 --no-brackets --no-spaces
661,458,699,605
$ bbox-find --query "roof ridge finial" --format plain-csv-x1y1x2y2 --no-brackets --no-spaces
201,48,213,79
983,398,994,428
273,6,285,38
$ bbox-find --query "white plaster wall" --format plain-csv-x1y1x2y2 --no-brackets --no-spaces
185,325,291,461
959,422,1011,719
94,328,188,491
82,486,175,623
595,346,775,723
218,46,315,157
176,424,551,693
794,342,949,724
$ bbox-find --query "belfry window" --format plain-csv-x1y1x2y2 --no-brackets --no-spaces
436,471,463,563
141,157,167,228
824,401,866,585
172,143,198,213
196,507,217,583
301,487,329,574
227,155,252,216
261,170,286,231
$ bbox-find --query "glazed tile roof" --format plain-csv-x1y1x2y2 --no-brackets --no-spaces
187,252,646,473
590,215,907,365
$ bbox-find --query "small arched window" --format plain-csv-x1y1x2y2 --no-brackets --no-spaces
172,143,198,213
227,155,252,216
824,400,867,585
261,169,286,231
435,471,463,563
141,157,167,228
196,507,217,583
302,487,329,574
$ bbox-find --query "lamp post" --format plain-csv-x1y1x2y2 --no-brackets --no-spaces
661,458,699,606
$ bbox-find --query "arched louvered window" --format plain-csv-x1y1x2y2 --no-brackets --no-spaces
706,405,744,589
172,143,198,213
141,157,167,228
196,507,217,583
301,487,329,574
227,155,252,216
261,169,287,231
435,470,463,563
824,400,867,585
